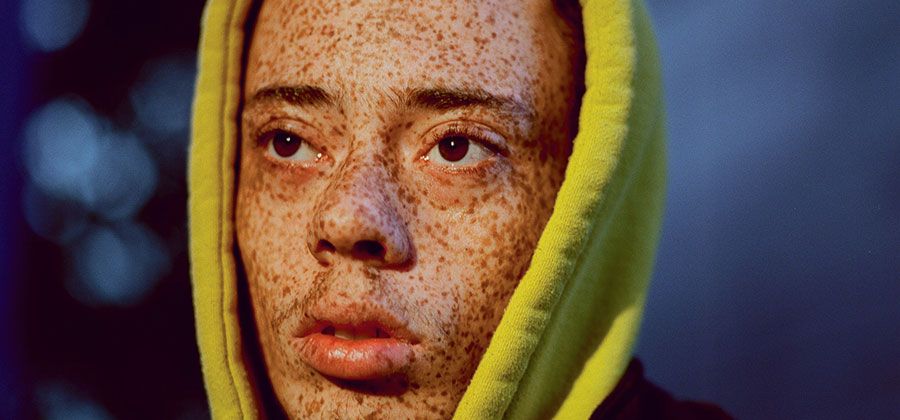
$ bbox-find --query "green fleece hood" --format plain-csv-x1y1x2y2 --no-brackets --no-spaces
189,0,666,418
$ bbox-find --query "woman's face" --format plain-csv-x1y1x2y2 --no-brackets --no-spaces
236,0,579,417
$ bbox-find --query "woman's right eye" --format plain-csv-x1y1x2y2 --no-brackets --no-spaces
263,130,321,162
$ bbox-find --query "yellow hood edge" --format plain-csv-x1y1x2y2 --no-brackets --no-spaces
188,0,665,418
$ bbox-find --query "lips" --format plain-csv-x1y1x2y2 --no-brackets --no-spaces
292,307,419,381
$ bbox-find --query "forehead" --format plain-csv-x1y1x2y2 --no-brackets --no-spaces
245,0,562,103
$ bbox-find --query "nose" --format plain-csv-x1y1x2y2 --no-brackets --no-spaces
308,164,412,268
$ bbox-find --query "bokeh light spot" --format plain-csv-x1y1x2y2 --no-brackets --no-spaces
67,222,170,307
36,382,113,420
88,131,159,220
130,55,196,136
22,97,102,203
22,183,88,245
23,97,160,219
19,0,91,52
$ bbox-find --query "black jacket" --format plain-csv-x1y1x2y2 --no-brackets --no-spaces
591,360,733,420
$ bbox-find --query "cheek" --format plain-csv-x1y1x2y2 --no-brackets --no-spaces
462,160,564,319
416,169,551,342
237,154,320,259
236,162,319,345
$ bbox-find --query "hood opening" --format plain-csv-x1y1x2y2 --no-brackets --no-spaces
189,0,665,418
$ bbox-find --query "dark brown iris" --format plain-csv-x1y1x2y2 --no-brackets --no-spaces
437,136,469,162
272,131,301,157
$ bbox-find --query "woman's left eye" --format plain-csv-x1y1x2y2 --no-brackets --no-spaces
424,135,494,166
264,129,321,162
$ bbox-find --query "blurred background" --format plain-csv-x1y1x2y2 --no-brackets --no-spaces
0,0,896,419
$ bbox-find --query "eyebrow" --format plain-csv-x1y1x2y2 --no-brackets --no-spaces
406,87,533,118
246,85,533,119
247,85,336,109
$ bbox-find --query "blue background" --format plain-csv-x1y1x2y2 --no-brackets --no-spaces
3,0,898,418
637,1,899,418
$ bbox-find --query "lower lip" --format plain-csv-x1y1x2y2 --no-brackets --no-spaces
293,333,414,380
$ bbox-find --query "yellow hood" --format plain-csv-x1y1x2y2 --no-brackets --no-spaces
188,0,665,418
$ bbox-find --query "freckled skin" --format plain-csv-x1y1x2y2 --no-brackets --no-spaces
236,0,579,418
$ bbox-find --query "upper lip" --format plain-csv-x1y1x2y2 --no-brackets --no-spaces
295,302,421,344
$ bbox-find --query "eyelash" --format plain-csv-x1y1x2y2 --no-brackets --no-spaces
250,115,319,145
428,122,501,150
252,120,506,175
421,122,505,174
254,127,294,148
251,124,329,175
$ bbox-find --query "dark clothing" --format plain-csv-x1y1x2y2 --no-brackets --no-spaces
591,360,733,420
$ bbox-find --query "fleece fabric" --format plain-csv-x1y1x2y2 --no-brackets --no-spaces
188,0,666,418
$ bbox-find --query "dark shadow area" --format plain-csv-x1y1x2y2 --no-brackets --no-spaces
325,374,411,397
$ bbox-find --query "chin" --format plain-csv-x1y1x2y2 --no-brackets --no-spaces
271,368,458,419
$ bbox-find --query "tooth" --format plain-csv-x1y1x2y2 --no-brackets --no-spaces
335,328,353,340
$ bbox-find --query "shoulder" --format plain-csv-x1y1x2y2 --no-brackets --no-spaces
590,359,733,420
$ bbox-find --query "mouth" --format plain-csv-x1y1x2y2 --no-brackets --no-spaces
319,323,394,340
292,311,419,381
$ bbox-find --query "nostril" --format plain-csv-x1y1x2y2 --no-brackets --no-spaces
351,240,386,261
316,240,336,254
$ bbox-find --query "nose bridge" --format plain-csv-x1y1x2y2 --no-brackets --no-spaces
324,160,389,231
309,149,411,267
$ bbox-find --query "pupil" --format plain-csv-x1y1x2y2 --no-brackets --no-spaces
272,131,301,157
438,136,469,162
